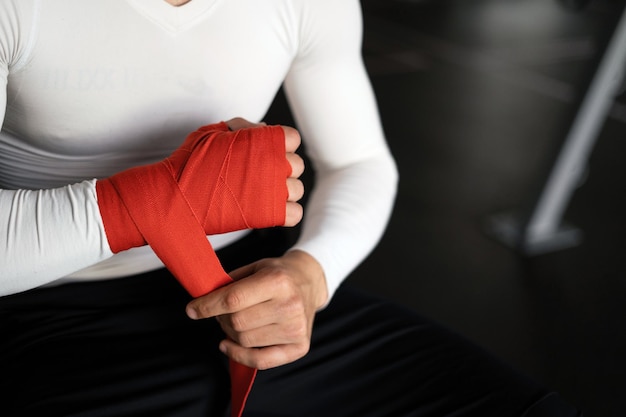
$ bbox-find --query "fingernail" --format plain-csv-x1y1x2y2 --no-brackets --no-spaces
219,341,227,354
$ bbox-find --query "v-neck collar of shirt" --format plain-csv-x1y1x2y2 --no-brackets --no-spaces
126,0,221,35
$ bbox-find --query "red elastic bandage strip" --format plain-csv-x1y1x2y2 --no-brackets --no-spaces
95,122,291,417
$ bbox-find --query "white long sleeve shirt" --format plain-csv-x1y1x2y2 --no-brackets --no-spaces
0,0,398,298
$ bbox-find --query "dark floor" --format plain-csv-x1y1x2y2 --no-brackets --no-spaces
268,0,626,416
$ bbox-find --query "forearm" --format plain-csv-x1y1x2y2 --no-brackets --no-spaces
292,151,398,300
2,38,112,295
282,0,398,301
0,180,113,296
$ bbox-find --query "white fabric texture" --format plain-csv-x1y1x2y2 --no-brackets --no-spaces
0,0,398,298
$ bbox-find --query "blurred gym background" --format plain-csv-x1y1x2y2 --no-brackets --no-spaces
267,0,626,415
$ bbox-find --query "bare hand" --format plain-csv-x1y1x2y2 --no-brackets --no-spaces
186,250,328,370
226,118,304,227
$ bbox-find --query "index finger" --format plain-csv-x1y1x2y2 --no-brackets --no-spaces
186,275,271,320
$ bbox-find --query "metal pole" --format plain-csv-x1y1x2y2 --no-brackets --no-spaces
488,5,626,255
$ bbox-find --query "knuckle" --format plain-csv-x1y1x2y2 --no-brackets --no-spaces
280,296,303,317
193,303,209,317
285,320,308,340
238,333,255,349
273,272,296,294
222,289,244,311
265,269,286,290
230,313,247,332
196,303,213,318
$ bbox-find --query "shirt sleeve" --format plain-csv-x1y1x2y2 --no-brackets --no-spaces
284,0,399,301
0,0,113,296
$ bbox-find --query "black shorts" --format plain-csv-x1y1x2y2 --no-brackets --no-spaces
0,229,580,417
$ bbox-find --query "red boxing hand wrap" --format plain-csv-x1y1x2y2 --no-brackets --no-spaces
97,122,291,254
95,122,291,417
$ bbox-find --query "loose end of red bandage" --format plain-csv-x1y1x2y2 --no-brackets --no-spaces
230,361,258,417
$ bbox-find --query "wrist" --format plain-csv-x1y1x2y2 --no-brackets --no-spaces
95,177,145,253
284,249,328,310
